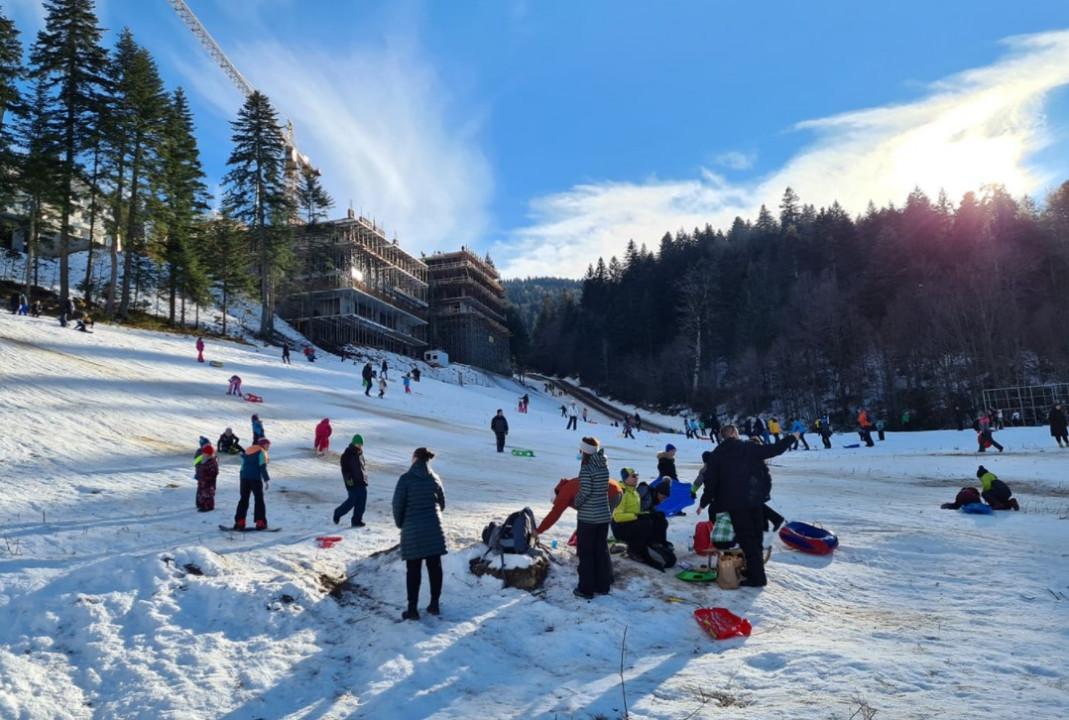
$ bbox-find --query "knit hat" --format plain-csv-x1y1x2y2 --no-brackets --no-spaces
665,443,676,453
620,467,636,481
579,438,599,454
976,465,988,478
351,434,364,446
259,438,271,448
251,414,259,421
199,436,210,447
201,445,215,457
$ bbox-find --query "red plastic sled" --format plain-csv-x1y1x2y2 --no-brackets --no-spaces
316,536,343,549
694,607,752,640
244,393,264,403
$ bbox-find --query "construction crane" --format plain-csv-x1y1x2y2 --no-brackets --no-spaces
166,0,317,183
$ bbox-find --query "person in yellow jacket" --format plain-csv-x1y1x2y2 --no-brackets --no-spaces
611,468,670,570
768,417,782,442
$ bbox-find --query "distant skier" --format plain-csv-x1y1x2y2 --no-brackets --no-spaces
195,444,219,512
333,434,367,527
196,337,205,363
314,418,333,455
378,376,388,398
566,402,579,431
362,362,374,396
217,427,242,455
381,359,389,380
232,438,271,530
227,375,243,397
282,342,291,365
251,414,265,443
491,409,509,452
393,447,447,620
1050,403,1068,448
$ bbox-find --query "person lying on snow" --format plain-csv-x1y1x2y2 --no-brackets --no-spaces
217,427,243,454
536,475,623,535
977,466,1019,510
940,486,982,510
612,468,672,571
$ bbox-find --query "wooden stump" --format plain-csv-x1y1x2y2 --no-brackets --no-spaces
469,552,550,591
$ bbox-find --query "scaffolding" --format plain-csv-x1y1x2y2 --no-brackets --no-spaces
980,383,1069,426
425,248,511,374
277,212,429,356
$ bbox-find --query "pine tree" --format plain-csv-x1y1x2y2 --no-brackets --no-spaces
155,87,208,324
13,79,63,301
0,10,24,212
29,0,108,306
296,164,333,224
203,214,252,335
222,90,293,337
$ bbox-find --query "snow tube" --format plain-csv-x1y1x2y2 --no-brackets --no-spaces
961,502,994,515
694,607,752,640
655,479,696,517
778,521,839,555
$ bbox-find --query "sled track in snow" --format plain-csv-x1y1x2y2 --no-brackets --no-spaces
528,374,677,434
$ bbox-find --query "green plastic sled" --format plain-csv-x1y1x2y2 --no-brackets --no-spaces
511,449,535,457
676,568,717,583
209,360,224,368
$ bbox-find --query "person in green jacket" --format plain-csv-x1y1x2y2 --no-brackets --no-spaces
976,466,1019,510
611,467,669,570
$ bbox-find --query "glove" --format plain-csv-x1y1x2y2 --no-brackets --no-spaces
690,490,697,500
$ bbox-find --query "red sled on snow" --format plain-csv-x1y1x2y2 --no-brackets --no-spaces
316,536,343,549
694,607,752,640
244,393,264,403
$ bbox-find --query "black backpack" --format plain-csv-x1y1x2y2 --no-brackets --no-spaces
482,507,538,555
646,541,677,571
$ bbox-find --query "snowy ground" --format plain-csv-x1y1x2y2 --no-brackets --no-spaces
1,310,1067,720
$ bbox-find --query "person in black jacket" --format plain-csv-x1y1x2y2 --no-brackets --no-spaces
700,425,795,587
362,362,374,396
1049,404,1068,448
491,409,509,452
656,444,678,480
333,435,368,527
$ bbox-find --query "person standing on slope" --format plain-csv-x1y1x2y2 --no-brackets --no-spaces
393,447,447,620
857,407,875,447
789,417,810,450
1049,403,1068,448
196,336,205,363
767,417,782,442
282,341,291,365
233,438,271,530
656,444,679,481
573,437,612,599
566,402,579,431
334,435,368,527
381,359,389,381
700,425,795,587
491,409,509,453
314,418,333,455
378,375,388,399
251,414,265,443
362,362,374,397
195,444,219,512
977,412,1004,453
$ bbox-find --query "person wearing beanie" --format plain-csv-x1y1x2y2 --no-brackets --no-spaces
217,427,242,455
656,444,678,481
314,418,333,456
976,466,1019,510
612,468,670,571
195,444,219,512
491,409,509,453
573,437,612,599
251,414,265,443
334,435,368,527
393,448,447,620
233,438,271,530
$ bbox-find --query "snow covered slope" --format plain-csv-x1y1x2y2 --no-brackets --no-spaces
1,311,1067,719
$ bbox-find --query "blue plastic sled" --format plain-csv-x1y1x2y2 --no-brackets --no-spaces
842,443,860,449
656,479,696,518
961,502,993,515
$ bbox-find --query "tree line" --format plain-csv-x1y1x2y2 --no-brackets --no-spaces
0,0,334,336
523,184,1069,429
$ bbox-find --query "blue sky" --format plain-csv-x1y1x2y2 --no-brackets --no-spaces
7,0,1069,277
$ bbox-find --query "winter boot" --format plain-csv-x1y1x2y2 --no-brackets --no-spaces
234,519,246,530
1010,498,1020,511
402,608,421,621
426,601,440,616
255,519,267,530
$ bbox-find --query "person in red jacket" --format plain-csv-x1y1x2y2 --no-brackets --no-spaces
314,418,333,455
195,337,205,363
536,477,624,535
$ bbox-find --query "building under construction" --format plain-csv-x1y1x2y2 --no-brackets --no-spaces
277,211,429,356
425,248,511,374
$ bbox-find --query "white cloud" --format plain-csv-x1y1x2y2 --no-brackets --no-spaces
170,10,491,254
714,151,755,170
497,30,1069,279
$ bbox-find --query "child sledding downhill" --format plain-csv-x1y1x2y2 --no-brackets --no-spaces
217,427,243,455
232,438,272,530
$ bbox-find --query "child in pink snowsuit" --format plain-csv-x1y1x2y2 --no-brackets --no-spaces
227,375,243,396
196,337,205,363
314,418,332,455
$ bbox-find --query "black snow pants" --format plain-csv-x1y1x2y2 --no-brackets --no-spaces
729,506,767,586
406,555,443,613
235,477,266,525
495,431,506,452
576,521,612,595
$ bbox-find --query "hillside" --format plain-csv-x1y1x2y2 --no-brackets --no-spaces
503,277,581,332
1,310,1067,719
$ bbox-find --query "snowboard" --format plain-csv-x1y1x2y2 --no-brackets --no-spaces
219,524,282,533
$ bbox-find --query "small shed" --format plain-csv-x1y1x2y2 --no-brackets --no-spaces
424,349,450,368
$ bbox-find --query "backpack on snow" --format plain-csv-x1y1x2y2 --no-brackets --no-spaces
646,541,676,570
482,507,538,555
